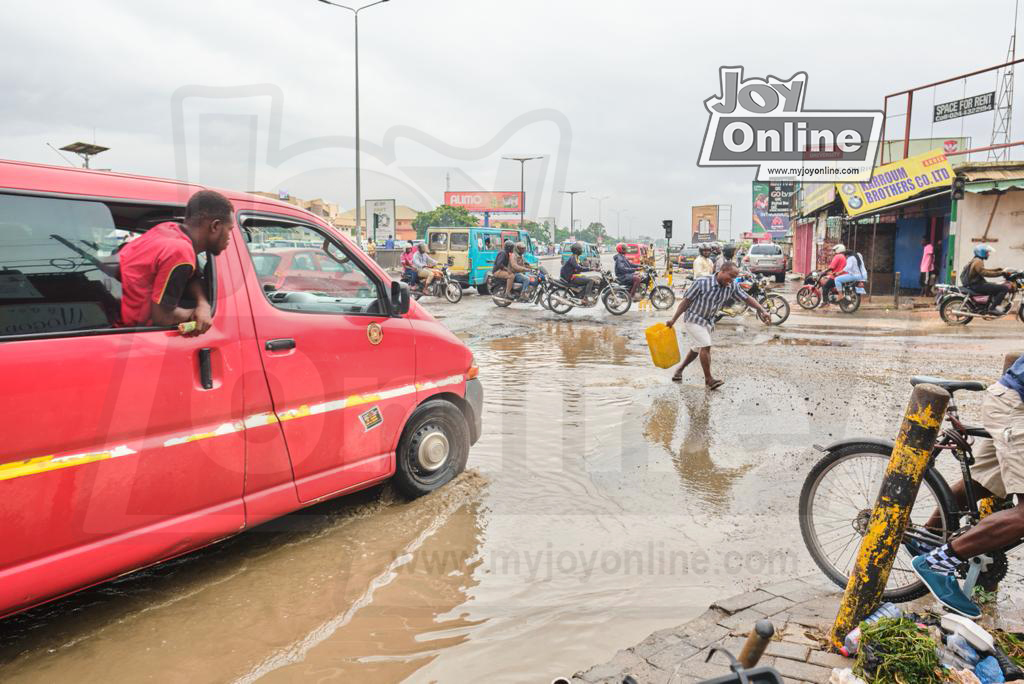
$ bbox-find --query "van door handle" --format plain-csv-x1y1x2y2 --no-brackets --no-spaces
265,338,296,351
198,348,213,389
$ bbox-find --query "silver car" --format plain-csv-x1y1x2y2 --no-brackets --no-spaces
743,243,787,282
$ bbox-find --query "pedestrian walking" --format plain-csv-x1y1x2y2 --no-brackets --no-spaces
665,263,770,389
919,236,935,296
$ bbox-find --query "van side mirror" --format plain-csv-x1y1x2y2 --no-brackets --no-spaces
391,280,410,315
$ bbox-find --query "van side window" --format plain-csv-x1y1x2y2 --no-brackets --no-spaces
0,194,124,337
428,232,448,252
243,218,384,316
450,232,469,251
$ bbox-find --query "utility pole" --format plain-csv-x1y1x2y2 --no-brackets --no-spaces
610,208,628,242
591,195,610,228
559,190,584,239
503,155,543,231
316,0,391,246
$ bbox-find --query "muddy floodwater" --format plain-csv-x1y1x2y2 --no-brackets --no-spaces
3,285,1023,683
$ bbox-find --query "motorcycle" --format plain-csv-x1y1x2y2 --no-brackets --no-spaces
486,267,552,309
712,271,790,325
796,271,864,313
938,270,1024,325
546,269,631,315
629,266,676,310
409,265,463,303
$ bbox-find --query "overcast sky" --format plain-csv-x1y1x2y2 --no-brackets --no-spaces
3,0,1020,239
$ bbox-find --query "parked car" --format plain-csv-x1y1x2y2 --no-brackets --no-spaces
743,242,787,282
678,247,700,269
0,159,483,619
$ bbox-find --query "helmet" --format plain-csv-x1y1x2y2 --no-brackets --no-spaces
503,240,514,252
616,243,626,254
515,241,526,254
571,242,583,255
699,243,710,252
833,243,846,254
974,244,995,259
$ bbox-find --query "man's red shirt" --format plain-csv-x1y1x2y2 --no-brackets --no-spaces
118,222,198,326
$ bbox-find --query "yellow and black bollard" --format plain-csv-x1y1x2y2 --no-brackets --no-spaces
829,383,950,650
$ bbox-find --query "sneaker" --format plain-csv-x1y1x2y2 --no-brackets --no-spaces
911,555,981,618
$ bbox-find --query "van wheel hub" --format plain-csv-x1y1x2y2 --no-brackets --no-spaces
417,430,450,471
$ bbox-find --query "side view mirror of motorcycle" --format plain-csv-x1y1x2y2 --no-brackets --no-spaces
391,280,411,315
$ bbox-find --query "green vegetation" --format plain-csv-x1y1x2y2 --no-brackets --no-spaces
853,618,942,684
412,205,479,238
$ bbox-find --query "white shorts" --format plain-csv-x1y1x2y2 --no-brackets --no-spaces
684,322,712,349
971,382,1024,498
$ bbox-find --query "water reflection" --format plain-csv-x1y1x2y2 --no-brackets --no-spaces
643,391,752,513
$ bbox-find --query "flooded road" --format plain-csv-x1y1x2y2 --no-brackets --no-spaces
3,281,1023,683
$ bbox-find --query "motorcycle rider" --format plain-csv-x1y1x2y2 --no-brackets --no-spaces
961,244,1011,312
820,243,847,306
693,244,714,279
560,242,596,300
412,243,441,291
833,248,866,303
614,243,642,298
491,240,516,296
510,242,533,295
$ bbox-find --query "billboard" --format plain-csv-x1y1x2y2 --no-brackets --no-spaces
752,182,794,236
836,148,954,217
365,199,396,241
798,182,836,216
444,191,523,213
691,205,718,243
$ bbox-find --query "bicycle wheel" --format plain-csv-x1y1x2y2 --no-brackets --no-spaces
796,285,820,310
798,442,958,602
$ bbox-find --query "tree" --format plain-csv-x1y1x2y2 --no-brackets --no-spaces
412,205,479,238
576,221,608,245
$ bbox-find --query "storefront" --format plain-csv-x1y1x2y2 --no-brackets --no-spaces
949,163,1024,278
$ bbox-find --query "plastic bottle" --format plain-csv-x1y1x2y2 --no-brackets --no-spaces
839,603,903,657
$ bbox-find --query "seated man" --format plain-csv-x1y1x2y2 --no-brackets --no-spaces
560,242,596,299
913,353,1024,618
509,242,532,294
961,244,1009,312
118,189,233,335
412,243,440,290
613,243,641,297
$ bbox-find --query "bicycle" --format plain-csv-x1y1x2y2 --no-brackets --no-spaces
799,376,1019,602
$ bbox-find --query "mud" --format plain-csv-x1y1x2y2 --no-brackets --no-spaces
2,279,1022,683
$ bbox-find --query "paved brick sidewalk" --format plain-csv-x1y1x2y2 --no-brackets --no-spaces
571,571,1024,684
571,575,849,683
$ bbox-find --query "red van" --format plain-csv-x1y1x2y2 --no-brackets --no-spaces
0,160,482,619
621,243,646,266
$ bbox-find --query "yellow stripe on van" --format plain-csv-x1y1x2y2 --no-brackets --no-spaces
0,375,468,483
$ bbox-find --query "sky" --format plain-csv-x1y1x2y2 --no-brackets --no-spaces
2,0,1021,240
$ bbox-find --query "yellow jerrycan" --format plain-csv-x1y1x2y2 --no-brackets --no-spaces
645,322,680,368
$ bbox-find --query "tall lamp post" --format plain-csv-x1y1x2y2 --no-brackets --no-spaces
559,190,584,240
591,195,610,228
317,0,391,245
503,155,542,233
610,208,628,242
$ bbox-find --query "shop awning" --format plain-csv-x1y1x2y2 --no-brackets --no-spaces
966,179,1024,193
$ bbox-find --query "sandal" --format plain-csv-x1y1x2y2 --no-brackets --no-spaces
706,379,725,390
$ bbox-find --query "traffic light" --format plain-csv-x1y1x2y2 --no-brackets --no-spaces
662,220,673,238
951,175,965,201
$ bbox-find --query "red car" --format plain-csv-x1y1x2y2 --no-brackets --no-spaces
0,159,482,619
251,247,370,296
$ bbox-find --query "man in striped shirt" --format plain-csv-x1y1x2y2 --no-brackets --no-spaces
666,262,770,389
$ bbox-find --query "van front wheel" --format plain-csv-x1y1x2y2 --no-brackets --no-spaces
393,400,470,498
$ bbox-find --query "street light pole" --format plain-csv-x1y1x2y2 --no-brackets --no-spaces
591,195,610,228
317,0,390,245
559,190,583,240
503,155,542,234
611,208,628,242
